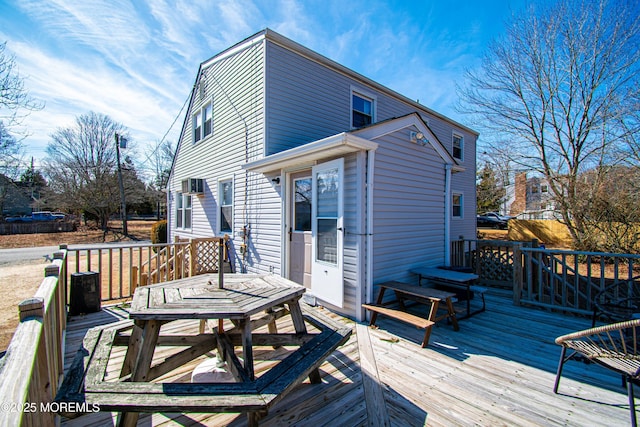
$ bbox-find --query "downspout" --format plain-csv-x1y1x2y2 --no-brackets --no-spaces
365,150,375,313
444,163,452,267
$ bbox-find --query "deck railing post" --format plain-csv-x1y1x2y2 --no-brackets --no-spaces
19,297,44,321
218,237,224,289
513,244,523,306
189,239,196,277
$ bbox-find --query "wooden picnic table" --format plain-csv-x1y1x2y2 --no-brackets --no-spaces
409,266,486,319
55,273,351,427
363,281,459,347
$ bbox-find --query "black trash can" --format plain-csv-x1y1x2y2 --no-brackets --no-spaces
69,272,101,315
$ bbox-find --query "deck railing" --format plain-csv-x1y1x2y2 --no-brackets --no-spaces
64,237,228,303
515,247,640,316
451,239,640,316
0,248,68,426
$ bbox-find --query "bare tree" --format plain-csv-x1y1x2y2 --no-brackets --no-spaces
458,0,640,250
0,41,42,136
43,112,127,229
145,139,175,219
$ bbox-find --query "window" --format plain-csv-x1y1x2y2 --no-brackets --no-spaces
203,103,212,138
193,111,202,143
294,178,312,231
219,179,233,233
453,134,463,160
193,101,212,143
352,92,373,128
452,193,462,218
176,193,192,229
541,185,548,193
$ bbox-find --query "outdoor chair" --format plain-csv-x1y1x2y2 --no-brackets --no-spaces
554,319,640,427
592,282,640,327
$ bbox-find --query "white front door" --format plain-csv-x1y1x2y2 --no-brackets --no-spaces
311,158,344,307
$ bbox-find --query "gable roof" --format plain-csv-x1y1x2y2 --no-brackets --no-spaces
200,28,478,138
352,112,464,172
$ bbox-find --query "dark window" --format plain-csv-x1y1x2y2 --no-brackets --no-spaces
352,93,372,127
453,134,463,160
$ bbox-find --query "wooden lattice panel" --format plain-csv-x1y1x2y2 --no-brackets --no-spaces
474,245,514,288
195,239,220,274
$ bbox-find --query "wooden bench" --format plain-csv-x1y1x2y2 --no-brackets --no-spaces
362,281,459,348
362,304,435,347
55,305,351,427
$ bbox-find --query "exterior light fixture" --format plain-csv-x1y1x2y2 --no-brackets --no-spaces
410,131,429,146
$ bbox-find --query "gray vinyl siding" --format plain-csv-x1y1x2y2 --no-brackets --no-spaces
264,39,477,245
169,39,266,274
371,130,447,285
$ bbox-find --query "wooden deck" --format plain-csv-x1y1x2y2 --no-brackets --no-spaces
61,289,633,426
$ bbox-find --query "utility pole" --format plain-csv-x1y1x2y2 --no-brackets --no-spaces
115,133,128,236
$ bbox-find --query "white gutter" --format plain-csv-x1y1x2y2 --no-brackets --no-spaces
366,150,375,312
444,163,452,267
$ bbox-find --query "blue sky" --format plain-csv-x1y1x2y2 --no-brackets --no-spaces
0,0,528,177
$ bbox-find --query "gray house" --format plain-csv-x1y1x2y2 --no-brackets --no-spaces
168,29,478,321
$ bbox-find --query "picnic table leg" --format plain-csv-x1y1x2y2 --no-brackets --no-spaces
240,317,255,381
117,319,162,427
289,299,321,384
445,297,460,331
370,287,387,325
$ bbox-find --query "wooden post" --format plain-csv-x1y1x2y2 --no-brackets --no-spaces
19,297,44,321
189,239,196,277
513,243,523,306
218,237,224,289
45,264,60,277
131,266,139,294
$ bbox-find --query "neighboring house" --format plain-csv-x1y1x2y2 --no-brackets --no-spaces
168,29,478,321
507,172,557,220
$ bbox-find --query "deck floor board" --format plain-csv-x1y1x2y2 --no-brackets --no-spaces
61,290,632,426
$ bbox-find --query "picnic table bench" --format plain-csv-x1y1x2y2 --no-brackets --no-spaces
363,281,459,347
409,266,487,319
55,274,351,427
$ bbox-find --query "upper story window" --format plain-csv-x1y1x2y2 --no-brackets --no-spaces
452,193,463,218
219,179,233,233
352,91,374,128
193,101,213,143
453,133,463,161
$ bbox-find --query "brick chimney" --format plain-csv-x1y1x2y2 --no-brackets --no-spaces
510,172,527,216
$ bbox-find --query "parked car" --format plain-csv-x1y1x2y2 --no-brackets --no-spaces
477,214,508,229
5,215,32,223
483,211,515,222
32,211,65,221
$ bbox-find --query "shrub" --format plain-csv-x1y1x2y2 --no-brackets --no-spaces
151,220,167,252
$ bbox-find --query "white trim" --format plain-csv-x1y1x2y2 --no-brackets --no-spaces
365,150,375,319
355,151,366,321
242,133,378,173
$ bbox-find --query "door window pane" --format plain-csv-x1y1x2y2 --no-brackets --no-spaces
317,219,337,264
294,178,311,231
316,168,338,217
